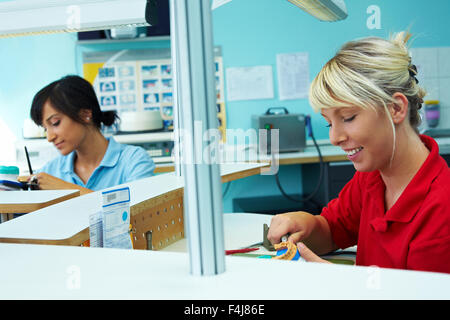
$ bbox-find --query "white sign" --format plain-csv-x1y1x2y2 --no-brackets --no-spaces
226,65,274,101
276,52,309,101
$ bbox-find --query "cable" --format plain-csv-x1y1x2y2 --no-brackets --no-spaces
275,114,324,205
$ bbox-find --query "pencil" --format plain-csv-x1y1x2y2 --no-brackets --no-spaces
24,146,33,175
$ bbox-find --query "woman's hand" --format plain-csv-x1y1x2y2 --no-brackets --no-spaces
29,172,73,190
267,211,317,245
297,242,331,264
29,172,93,195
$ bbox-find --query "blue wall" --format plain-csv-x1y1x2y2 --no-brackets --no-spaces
212,0,450,140
213,0,450,212
1,0,450,212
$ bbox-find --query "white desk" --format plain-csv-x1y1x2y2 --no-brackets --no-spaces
0,189,80,223
0,213,448,299
0,163,267,243
163,213,271,253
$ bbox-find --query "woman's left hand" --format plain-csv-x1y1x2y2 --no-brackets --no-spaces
297,242,331,264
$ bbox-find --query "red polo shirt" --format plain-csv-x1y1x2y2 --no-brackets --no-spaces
321,135,450,274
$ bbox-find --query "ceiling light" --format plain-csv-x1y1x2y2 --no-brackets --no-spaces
288,0,348,22
0,0,149,38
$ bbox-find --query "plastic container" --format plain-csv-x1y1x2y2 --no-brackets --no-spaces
0,165,19,181
424,100,440,128
0,166,22,191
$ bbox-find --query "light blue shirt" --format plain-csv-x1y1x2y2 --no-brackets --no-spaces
38,138,155,191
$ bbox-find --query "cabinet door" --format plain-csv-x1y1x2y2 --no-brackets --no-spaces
328,162,356,201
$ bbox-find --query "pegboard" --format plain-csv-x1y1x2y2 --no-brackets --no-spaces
130,187,184,250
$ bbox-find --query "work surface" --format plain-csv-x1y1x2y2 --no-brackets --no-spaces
0,213,449,299
0,163,266,241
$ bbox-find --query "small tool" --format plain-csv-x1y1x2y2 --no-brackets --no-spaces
23,146,39,190
262,223,275,251
225,248,259,255
263,223,290,251
24,146,33,175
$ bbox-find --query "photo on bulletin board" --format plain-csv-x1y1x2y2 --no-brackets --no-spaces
144,93,160,104
118,65,135,77
161,64,172,76
161,79,172,89
100,95,117,108
142,65,159,77
99,67,115,78
162,92,173,103
162,106,173,118
119,80,135,92
99,81,116,92
143,79,159,91
120,94,136,106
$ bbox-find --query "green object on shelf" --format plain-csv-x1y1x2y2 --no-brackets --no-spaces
0,166,19,175
323,258,355,265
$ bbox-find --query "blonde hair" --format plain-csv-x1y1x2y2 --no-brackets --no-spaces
309,31,426,132
309,31,427,166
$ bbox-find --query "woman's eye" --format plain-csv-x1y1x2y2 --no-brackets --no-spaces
52,120,60,127
344,115,356,122
325,123,332,128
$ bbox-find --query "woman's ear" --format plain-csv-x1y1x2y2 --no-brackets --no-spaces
390,92,409,124
79,109,93,123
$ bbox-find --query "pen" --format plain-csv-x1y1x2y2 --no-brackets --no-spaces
24,146,33,175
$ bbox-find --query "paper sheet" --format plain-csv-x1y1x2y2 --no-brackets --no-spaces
102,187,132,249
276,52,309,100
226,65,274,101
89,211,103,248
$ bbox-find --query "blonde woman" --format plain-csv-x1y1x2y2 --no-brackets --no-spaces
267,32,450,274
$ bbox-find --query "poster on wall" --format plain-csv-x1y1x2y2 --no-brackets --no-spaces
276,52,309,101
82,48,226,139
225,65,274,101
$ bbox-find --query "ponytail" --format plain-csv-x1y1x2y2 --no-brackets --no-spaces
99,110,119,127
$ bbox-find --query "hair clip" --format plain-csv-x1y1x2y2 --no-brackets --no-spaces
408,64,419,84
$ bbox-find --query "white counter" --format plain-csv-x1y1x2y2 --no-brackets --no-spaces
0,213,449,300
0,163,266,241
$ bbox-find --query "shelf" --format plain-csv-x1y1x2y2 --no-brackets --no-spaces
76,35,170,46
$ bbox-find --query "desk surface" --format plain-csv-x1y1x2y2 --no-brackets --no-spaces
0,213,449,299
0,190,80,214
0,163,267,241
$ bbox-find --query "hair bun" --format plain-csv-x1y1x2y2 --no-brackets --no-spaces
100,110,119,127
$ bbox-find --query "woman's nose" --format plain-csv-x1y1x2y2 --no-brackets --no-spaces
46,129,56,142
329,124,347,146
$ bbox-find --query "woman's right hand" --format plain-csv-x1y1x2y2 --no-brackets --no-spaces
28,172,93,195
267,211,317,245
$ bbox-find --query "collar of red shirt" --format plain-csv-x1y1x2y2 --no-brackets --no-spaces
368,135,446,232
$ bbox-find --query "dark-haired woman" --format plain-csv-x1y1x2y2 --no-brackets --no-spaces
29,75,155,195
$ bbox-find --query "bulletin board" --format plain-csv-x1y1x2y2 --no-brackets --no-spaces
82,48,226,140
